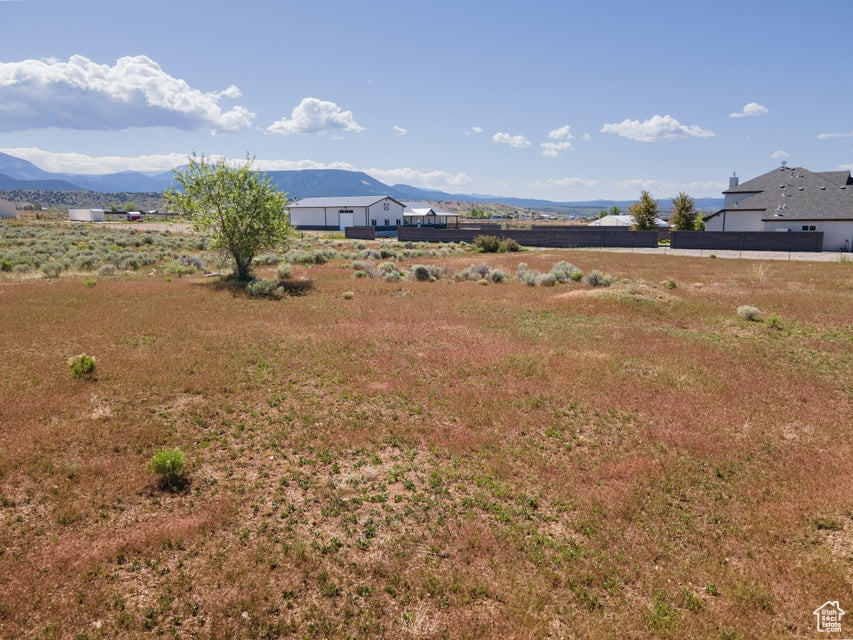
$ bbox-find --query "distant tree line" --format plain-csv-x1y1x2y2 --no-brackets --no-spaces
0,190,167,212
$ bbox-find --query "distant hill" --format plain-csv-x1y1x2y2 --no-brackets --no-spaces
0,151,724,213
0,172,84,191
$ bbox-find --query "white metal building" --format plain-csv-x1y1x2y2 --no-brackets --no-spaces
68,208,106,222
288,196,406,230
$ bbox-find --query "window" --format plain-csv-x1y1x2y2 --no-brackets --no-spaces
384,219,389,226
338,209,353,214
396,219,401,225
370,219,376,226
801,225,816,231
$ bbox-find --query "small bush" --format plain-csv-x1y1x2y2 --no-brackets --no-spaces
83,279,97,287
489,269,509,283
255,252,281,265
582,270,613,287
536,273,557,287
457,263,491,281
69,353,96,379
550,261,582,283
276,263,293,279
473,235,502,253
666,279,677,289
246,278,283,299
411,265,432,281
498,237,521,253
737,305,761,322
520,270,537,287
342,291,354,300
570,270,583,282
768,313,781,329
41,262,63,278
97,264,116,276
150,448,188,490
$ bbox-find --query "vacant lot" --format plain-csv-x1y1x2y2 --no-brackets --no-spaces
1,223,851,638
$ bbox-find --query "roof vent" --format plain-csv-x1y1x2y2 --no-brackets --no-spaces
820,186,826,190
798,187,804,191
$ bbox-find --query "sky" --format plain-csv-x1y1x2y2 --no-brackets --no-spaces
1,0,852,201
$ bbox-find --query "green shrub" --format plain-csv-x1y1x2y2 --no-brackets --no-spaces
737,305,761,322
69,353,96,379
489,269,509,283
498,237,521,253
150,448,188,489
97,264,116,276
276,263,293,279
342,291,354,300
255,252,281,265
666,278,677,289
83,278,97,287
582,270,613,287
536,273,557,287
41,261,63,278
473,235,501,253
768,313,781,329
411,265,432,281
550,261,582,283
246,278,283,299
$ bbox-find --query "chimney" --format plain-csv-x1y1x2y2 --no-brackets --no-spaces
729,172,739,190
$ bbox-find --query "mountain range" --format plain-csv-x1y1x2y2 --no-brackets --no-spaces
0,152,724,212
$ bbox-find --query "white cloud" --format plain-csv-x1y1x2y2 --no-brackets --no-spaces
0,55,254,132
817,131,853,139
729,102,768,118
367,167,472,189
465,126,483,135
770,150,790,159
533,177,600,189
582,133,592,141
267,97,364,135
0,147,189,173
600,114,715,142
492,132,531,148
547,125,573,140
392,125,408,136
612,178,726,197
540,141,574,158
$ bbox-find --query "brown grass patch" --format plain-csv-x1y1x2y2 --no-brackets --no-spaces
0,232,851,638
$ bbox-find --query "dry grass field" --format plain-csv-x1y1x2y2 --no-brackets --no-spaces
0,223,851,639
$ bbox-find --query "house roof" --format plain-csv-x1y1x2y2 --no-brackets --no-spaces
588,214,668,228
721,166,853,221
402,207,460,218
288,195,404,209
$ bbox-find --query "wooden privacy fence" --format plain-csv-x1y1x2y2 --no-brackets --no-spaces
397,226,659,248
344,226,376,240
671,231,824,252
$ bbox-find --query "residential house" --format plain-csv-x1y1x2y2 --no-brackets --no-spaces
705,165,853,251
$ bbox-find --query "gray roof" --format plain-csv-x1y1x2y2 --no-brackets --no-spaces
289,195,404,209
718,166,853,221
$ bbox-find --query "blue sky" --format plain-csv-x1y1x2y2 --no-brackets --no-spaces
1,0,852,201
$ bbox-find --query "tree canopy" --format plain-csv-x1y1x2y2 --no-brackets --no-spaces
669,192,699,231
165,155,291,280
628,190,659,231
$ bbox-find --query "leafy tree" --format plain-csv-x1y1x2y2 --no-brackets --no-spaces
609,205,621,216
669,192,698,231
628,190,659,231
123,201,139,212
165,155,291,280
